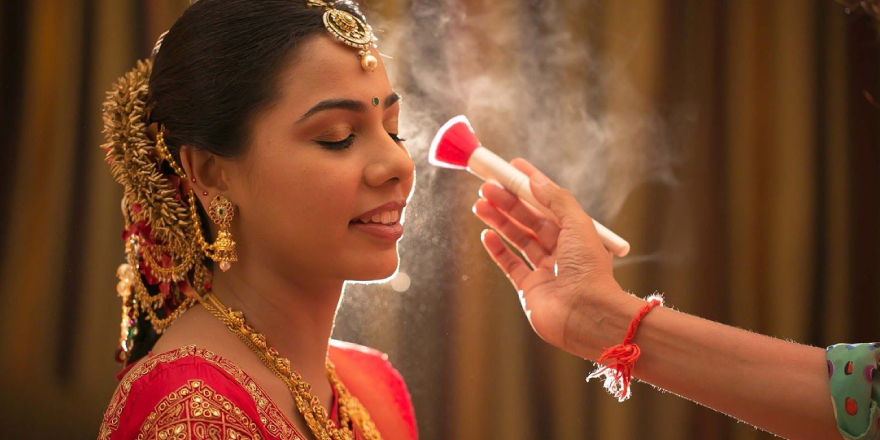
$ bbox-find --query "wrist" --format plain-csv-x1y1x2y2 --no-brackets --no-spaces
562,283,646,361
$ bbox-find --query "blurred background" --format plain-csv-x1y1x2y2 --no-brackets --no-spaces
1,0,879,439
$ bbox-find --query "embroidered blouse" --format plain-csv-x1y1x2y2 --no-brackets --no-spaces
97,341,418,440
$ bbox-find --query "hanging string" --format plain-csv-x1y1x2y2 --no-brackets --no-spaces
587,293,664,402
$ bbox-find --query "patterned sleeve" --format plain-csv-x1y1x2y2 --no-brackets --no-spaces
134,377,264,439
98,346,272,440
827,343,880,440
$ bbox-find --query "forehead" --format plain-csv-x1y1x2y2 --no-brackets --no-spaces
276,35,392,109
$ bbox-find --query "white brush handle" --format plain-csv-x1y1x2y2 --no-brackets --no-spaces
468,147,630,257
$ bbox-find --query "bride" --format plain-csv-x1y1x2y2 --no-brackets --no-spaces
99,1,417,439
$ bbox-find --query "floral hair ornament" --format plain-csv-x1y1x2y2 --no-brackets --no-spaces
307,0,379,72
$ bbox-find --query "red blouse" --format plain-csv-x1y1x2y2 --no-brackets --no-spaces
97,341,418,440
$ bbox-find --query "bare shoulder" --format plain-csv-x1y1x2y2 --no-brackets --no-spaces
112,305,223,385
147,303,238,355
144,303,276,381
329,340,419,440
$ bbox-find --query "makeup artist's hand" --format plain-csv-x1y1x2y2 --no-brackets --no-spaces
472,159,625,353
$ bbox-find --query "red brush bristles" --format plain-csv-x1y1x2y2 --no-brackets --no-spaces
429,115,481,170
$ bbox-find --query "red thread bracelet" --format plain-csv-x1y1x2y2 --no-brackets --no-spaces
587,294,664,402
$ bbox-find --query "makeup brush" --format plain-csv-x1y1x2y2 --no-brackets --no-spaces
429,115,631,257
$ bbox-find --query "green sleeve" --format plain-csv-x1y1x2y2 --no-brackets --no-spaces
827,343,880,439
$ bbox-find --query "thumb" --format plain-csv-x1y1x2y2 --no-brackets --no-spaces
529,171,586,225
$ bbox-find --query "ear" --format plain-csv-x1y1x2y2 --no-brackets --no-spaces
179,145,230,209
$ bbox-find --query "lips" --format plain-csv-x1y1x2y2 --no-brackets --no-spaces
349,221,404,240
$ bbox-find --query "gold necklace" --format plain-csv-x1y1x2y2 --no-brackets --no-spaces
197,292,383,440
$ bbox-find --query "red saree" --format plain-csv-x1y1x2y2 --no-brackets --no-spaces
97,341,418,440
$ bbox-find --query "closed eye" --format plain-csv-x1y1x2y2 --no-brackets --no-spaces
389,133,406,143
317,134,355,150
317,132,405,151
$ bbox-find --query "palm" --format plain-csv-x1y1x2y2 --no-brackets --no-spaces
473,159,615,350
515,267,575,348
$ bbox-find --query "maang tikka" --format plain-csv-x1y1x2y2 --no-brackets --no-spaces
307,0,378,72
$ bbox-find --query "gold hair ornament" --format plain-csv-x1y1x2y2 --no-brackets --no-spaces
307,0,379,72
102,59,213,362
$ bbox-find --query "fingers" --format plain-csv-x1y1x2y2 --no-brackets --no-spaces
510,157,540,177
509,158,616,257
511,158,593,229
473,198,555,270
480,229,533,290
478,182,560,252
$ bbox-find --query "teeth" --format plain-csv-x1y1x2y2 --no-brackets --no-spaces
354,210,399,225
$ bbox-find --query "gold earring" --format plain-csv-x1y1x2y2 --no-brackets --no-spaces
207,194,238,271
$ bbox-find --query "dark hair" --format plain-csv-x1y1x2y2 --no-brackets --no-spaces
126,0,365,364
147,0,357,159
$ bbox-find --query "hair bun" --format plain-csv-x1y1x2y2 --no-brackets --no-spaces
101,59,209,364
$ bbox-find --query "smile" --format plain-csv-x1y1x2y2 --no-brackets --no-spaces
349,218,404,241
351,210,400,225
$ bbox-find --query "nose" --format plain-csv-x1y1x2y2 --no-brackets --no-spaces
364,133,415,188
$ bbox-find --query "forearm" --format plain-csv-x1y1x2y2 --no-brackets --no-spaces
568,291,839,440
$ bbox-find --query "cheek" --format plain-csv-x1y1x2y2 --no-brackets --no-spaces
291,166,359,227
239,150,361,263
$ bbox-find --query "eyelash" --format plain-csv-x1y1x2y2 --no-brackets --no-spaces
317,133,407,151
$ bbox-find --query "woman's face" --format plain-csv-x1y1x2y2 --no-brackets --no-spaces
222,35,415,284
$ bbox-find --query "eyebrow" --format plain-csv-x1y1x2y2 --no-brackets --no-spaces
385,92,401,109
297,92,401,124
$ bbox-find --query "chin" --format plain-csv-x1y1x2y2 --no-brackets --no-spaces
346,248,400,283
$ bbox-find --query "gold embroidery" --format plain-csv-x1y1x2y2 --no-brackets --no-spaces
98,345,303,440
137,379,260,440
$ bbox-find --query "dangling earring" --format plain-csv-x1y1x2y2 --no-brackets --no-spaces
207,194,238,271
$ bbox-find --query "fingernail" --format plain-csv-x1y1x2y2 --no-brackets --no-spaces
532,172,550,186
478,187,484,198
471,204,478,215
